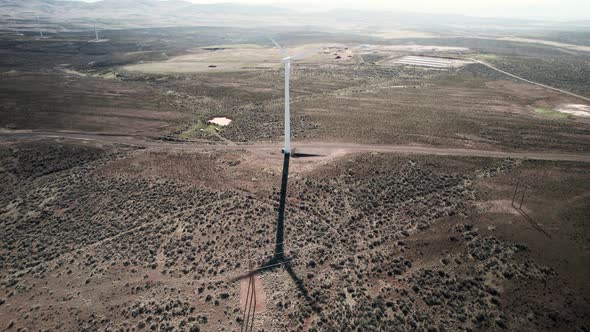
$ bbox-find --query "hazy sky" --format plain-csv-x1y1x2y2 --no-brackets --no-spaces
78,0,590,21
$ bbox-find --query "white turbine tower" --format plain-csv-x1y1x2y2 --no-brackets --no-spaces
12,19,23,36
36,16,44,38
265,38,320,270
94,22,99,42
270,37,316,155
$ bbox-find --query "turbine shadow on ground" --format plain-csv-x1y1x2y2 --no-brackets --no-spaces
273,153,290,258
511,180,551,238
238,152,335,328
516,207,551,238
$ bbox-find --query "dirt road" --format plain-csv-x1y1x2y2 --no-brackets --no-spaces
473,60,590,102
1,130,589,163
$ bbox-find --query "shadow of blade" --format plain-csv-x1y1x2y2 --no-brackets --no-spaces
292,152,324,158
284,262,338,330
284,262,315,308
234,153,292,284
517,208,551,238
233,258,294,281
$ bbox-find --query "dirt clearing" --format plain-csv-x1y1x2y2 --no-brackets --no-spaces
239,275,266,314
122,44,356,73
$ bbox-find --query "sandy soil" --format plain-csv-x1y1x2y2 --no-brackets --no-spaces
122,42,472,74
239,275,266,314
2,133,590,163
123,44,358,73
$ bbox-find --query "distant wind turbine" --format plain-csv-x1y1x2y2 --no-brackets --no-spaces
94,22,99,42
36,16,44,38
12,19,23,36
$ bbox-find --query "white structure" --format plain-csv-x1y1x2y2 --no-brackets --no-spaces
94,23,99,42
12,19,23,36
36,16,44,38
208,117,232,126
270,38,315,155
396,56,453,68
282,56,292,154
395,56,472,68
89,22,109,43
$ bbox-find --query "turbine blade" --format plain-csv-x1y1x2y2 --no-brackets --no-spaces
269,37,282,49
288,48,321,61
268,36,288,57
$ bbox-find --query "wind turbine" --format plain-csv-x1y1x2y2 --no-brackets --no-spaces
36,16,45,38
93,21,99,42
12,19,23,36
266,37,319,265
269,37,317,156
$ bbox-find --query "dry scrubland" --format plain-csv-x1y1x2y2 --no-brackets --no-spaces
295,73,590,152
0,26,590,331
170,65,590,152
0,73,187,135
0,140,589,331
1,30,589,153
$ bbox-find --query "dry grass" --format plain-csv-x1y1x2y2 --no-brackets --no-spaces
1,140,589,331
294,74,590,152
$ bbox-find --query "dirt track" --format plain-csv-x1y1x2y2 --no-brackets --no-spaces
1,130,589,163
473,60,590,102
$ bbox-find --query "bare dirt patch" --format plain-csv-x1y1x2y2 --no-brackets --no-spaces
239,275,266,314
123,44,357,74
497,37,590,53
477,199,531,216
96,149,275,192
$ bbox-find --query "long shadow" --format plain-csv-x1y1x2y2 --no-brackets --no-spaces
236,152,336,329
515,207,551,238
512,181,551,238
292,152,324,159
236,153,290,282
273,152,290,262
284,263,319,312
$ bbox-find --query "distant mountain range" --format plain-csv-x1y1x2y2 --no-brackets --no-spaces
0,0,303,31
0,0,292,18
1,0,586,31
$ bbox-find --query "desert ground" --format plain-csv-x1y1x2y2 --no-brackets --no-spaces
1,17,589,332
